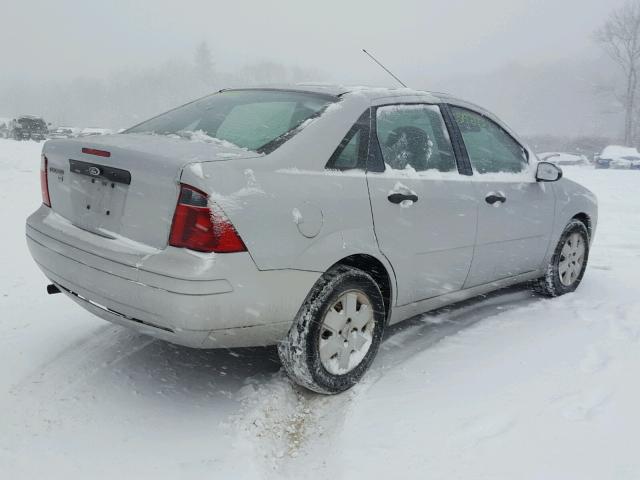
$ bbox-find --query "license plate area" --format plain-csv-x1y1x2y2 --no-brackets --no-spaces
68,159,131,234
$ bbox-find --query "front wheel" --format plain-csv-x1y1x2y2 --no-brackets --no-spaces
535,219,590,297
278,265,386,394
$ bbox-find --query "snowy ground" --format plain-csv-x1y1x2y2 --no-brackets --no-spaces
1,138,640,479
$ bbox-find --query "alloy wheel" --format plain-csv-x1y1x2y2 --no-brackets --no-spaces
318,290,375,375
558,232,585,286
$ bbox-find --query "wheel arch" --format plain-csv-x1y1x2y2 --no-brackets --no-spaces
329,254,394,323
571,212,593,240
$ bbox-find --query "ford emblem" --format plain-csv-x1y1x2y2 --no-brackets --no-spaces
88,166,101,176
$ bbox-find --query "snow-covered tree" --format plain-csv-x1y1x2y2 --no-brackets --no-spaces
194,41,215,85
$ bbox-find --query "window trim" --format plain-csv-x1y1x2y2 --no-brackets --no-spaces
367,102,467,175
440,104,473,176
446,104,529,176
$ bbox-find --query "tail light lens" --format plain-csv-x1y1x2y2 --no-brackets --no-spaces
40,154,51,207
169,184,247,253
82,147,111,158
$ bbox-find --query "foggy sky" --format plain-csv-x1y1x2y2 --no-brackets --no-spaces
3,0,626,83
0,0,631,138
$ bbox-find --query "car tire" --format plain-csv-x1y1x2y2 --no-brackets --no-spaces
278,265,386,394
535,219,590,297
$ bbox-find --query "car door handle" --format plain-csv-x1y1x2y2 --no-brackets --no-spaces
485,193,506,205
387,193,419,204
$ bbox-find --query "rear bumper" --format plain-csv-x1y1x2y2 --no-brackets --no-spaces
26,206,320,348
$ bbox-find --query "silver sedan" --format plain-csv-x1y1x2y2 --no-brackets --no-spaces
26,85,597,393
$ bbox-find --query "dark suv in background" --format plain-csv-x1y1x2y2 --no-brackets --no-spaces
9,115,49,141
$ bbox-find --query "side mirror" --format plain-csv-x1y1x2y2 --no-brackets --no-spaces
536,161,562,182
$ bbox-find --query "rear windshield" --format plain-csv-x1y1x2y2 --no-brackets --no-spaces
125,90,336,152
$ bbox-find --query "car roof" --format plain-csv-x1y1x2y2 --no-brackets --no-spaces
224,84,460,102
221,84,522,143
601,145,640,157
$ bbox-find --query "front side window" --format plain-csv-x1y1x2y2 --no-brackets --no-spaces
451,106,527,174
375,104,457,173
126,90,336,153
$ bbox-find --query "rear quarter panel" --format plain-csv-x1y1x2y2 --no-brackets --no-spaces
179,94,389,275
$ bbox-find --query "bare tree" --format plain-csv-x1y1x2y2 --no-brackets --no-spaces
596,1,640,145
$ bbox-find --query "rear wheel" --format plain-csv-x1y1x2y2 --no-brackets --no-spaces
278,265,386,394
535,219,589,297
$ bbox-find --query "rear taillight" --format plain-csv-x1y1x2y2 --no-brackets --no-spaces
40,154,51,207
82,147,111,158
169,184,247,253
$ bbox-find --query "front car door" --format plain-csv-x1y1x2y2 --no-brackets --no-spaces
366,100,478,306
448,104,555,287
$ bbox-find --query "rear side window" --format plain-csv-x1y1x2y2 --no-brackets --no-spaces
451,106,528,174
326,110,370,170
126,90,336,153
375,104,457,172
331,131,362,169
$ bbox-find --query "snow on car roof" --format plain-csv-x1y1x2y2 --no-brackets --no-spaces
601,145,640,158
273,84,519,143
227,84,447,102
539,152,584,159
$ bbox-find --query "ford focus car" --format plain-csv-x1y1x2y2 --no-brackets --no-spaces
26,86,597,393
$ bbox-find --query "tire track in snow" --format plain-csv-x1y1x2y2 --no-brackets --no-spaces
227,286,539,477
7,325,157,439
230,280,639,477
10,325,154,400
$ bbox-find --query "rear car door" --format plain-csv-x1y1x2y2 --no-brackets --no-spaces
366,102,478,306
448,105,555,287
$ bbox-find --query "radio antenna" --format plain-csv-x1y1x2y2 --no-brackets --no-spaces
362,49,407,88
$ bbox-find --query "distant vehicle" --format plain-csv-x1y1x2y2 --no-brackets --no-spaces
538,152,588,166
9,115,49,141
48,127,81,139
27,86,598,394
595,145,640,169
0,118,9,138
78,127,114,137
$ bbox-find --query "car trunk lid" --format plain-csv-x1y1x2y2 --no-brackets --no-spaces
43,133,259,250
